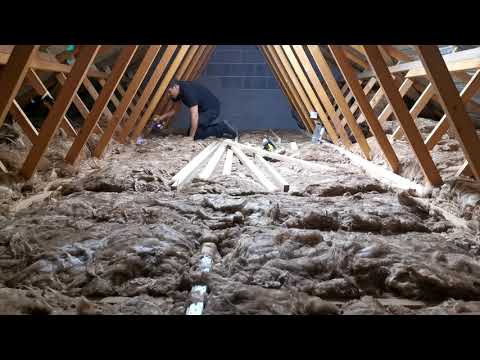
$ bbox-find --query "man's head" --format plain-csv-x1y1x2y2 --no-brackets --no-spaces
167,79,180,100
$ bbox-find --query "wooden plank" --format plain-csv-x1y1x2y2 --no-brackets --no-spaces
342,46,369,69
255,153,289,192
94,45,162,158
324,142,429,196
0,45,107,78
155,45,203,120
198,143,227,180
358,47,480,80
281,45,339,144
82,76,113,119
339,77,377,126
349,45,366,56
0,160,7,173
455,160,472,177
92,64,121,108
65,46,138,165
330,45,400,173
222,148,234,175
131,45,191,141
230,145,277,192
363,45,442,186
393,83,435,140
406,57,480,78
117,45,176,144
198,46,216,77
171,142,220,188
0,45,38,127
425,69,480,150
224,140,336,172
261,46,312,133
270,45,316,133
10,100,38,142
416,45,480,180
25,69,78,137
375,78,414,125
307,45,372,160
55,72,103,136
291,45,353,146
19,46,101,179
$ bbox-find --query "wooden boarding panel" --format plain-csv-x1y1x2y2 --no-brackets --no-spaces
330,45,400,172
307,45,372,160
131,45,191,141
94,45,162,158
0,45,39,127
363,45,442,186
20,46,101,179
261,46,312,133
230,145,277,192
65,46,138,165
406,57,480,78
281,45,339,144
425,69,480,150
393,83,435,140
292,45,351,145
118,45,177,143
416,45,480,180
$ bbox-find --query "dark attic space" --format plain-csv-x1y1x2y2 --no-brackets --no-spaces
0,45,480,315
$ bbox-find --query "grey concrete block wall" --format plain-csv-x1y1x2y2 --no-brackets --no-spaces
173,45,299,131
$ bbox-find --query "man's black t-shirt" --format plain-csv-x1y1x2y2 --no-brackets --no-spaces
173,81,220,114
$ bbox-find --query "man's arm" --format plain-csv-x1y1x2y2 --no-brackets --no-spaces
189,105,199,139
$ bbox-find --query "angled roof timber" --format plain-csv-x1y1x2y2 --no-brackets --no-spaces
307,45,372,160
417,45,480,180
131,45,191,141
94,45,162,159
156,45,206,118
291,45,352,146
330,45,400,172
281,45,340,144
425,70,480,151
0,45,38,127
117,45,178,143
260,46,312,133
0,45,108,78
264,45,314,132
20,46,101,179
271,45,317,132
363,45,442,187
65,46,138,165
358,47,480,80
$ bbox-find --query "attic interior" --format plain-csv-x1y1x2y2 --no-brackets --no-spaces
1,44,480,315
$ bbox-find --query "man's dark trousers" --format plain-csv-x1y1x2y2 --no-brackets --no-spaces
192,109,236,140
